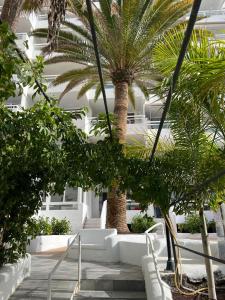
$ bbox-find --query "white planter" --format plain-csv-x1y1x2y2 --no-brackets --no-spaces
27,235,74,253
0,255,31,300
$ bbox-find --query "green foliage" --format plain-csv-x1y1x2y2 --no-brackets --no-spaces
89,113,118,137
36,217,52,235
153,26,225,144
27,217,71,237
51,217,71,235
0,22,47,104
180,214,203,234
0,22,20,102
178,214,216,234
0,25,85,266
131,214,156,233
0,101,83,266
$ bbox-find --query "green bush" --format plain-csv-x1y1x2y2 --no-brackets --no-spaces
178,214,216,234
38,217,53,235
131,214,156,233
182,214,202,234
51,217,71,235
27,217,71,237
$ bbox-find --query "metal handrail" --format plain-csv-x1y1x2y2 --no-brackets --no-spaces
47,233,81,300
145,223,166,300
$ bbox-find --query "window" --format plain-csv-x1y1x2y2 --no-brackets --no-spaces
65,187,78,202
51,194,63,202
44,187,79,211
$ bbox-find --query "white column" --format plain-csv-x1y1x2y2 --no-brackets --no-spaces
77,187,83,204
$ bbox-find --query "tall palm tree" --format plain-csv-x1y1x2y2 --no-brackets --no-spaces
33,0,192,232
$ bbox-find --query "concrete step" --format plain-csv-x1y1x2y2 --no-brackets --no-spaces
74,290,146,299
10,255,146,300
78,261,145,292
81,279,145,292
9,278,77,300
83,218,101,229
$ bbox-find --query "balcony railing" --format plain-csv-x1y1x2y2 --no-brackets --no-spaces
6,105,22,112
16,33,28,40
198,9,225,17
88,115,170,131
147,119,170,129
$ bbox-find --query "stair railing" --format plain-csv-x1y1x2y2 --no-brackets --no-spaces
145,223,166,300
47,233,81,300
100,200,107,229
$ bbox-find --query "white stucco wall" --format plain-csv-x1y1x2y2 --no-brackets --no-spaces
27,235,74,252
0,255,31,300
38,203,87,233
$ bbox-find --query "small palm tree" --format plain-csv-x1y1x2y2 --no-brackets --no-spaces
153,26,225,143
33,0,192,232
153,26,225,300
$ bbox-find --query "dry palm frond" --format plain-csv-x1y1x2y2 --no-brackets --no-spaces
48,0,67,44
23,0,67,45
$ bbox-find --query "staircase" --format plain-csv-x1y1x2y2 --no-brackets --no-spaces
83,218,101,229
74,290,146,299
9,254,147,300
74,261,146,300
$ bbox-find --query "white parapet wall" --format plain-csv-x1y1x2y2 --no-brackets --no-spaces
38,208,84,234
67,229,119,262
0,255,31,300
142,255,172,300
27,235,74,252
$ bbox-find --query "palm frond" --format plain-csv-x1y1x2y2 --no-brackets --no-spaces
77,80,98,99
94,83,102,102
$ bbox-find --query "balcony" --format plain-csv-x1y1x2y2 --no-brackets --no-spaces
5,105,22,112
147,118,170,129
198,10,225,17
87,114,170,136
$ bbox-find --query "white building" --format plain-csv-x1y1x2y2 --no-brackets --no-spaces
1,0,224,232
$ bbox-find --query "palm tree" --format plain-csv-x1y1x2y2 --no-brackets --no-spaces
32,0,192,232
153,26,225,143
153,26,225,300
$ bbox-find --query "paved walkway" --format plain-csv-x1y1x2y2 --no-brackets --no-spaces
9,252,146,300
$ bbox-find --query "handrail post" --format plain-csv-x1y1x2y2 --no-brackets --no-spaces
78,235,81,291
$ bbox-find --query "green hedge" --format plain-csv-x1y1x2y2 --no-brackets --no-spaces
178,214,216,234
27,217,72,237
131,214,156,233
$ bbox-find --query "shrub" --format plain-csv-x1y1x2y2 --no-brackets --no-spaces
182,214,202,234
131,214,156,233
27,217,71,237
178,213,216,234
51,217,71,235
37,217,53,235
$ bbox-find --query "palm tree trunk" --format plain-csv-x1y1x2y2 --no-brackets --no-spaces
199,207,217,300
114,81,128,142
107,81,129,233
1,0,24,31
107,184,129,233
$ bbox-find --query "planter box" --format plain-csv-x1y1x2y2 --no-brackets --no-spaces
27,235,74,253
0,255,31,300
